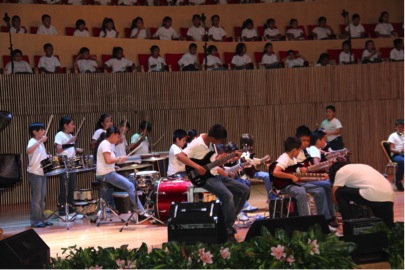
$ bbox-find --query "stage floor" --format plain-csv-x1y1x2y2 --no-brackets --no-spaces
0,183,403,259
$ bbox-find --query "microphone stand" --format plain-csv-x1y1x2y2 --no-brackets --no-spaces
3,13,14,74
341,9,353,63
201,13,208,71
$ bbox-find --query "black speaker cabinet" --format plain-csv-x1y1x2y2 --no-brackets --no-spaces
167,201,227,244
0,229,50,268
245,215,330,241
341,232,389,264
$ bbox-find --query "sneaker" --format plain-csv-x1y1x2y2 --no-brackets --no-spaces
237,212,249,221
328,219,339,228
395,182,404,191
140,212,150,218
242,204,258,213
328,225,337,232
32,222,46,228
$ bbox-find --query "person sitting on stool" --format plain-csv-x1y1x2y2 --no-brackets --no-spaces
329,161,395,227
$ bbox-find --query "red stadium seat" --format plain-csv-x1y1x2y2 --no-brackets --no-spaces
257,26,264,39
392,22,404,37
254,51,262,65
165,53,183,71
327,49,341,64
1,26,8,33
379,47,392,60
30,26,38,34
351,48,363,63
92,27,102,37
223,52,234,69
124,27,132,38
234,26,242,41
363,23,377,38
138,54,150,72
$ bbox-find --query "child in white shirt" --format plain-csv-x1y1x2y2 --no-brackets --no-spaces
374,11,396,38
241,19,260,41
104,47,135,73
203,45,226,71
311,16,334,40
178,43,199,71
10,15,26,34
344,14,365,39
261,42,281,69
339,40,355,65
74,47,102,73
153,16,179,40
5,49,33,74
264,18,282,41
99,17,119,38
231,43,253,70
148,45,167,72
186,14,205,42
361,40,381,63
36,14,58,36
282,50,305,68
130,17,150,39
315,53,330,67
390,38,404,62
286,18,304,40
208,15,227,42
73,19,89,37
38,43,61,73
167,129,188,177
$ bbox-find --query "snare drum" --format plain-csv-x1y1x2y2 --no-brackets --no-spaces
68,157,84,171
154,178,191,222
136,170,159,188
40,155,67,176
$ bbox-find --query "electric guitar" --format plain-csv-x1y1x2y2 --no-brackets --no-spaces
224,160,253,175
269,162,328,189
241,152,272,177
186,152,239,187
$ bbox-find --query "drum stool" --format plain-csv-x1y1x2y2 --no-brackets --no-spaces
92,180,125,226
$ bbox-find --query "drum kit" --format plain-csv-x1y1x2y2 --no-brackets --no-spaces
43,153,96,230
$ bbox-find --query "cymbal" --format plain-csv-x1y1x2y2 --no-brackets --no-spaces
116,163,153,172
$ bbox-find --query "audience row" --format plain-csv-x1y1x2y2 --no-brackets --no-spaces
2,39,403,74
2,12,403,42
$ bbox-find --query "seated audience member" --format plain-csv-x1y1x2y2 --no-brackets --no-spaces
178,43,199,71
38,43,61,74
282,50,305,68
329,161,395,227
36,14,58,36
315,53,331,67
261,43,282,69
153,16,179,40
119,0,136,5
10,15,27,34
203,45,226,71
186,14,205,42
374,11,396,38
99,17,119,38
361,40,381,63
339,40,355,65
390,38,404,62
73,19,89,37
208,15,227,42
241,19,260,42
286,18,304,41
148,45,167,72
388,119,404,191
272,136,332,221
74,47,102,73
344,13,365,38
264,18,283,41
104,47,135,73
231,43,253,70
4,49,33,74
311,16,335,40
130,17,150,39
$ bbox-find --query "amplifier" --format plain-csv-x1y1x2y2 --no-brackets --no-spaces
167,201,227,244
343,217,383,235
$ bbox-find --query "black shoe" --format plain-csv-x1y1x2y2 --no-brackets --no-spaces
59,210,66,216
32,222,46,228
44,221,54,226
395,182,404,191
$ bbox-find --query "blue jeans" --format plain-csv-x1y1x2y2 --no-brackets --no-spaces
27,172,47,226
282,183,331,220
58,171,76,206
96,172,144,212
253,171,272,199
392,154,404,184
203,175,250,230
306,179,335,217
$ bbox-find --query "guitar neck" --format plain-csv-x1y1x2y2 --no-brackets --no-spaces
307,160,333,172
225,161,251,174
292,172,326,181
205,153,237,171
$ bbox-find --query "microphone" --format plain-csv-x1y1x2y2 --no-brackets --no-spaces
3,13,10,24
341,9,348,18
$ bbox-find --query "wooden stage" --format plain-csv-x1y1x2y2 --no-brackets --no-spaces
0,183,403,259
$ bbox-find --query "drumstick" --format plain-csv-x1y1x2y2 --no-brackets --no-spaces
151,134,165,150
74,117,86,137
44,115,54,136
127,145,141,156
